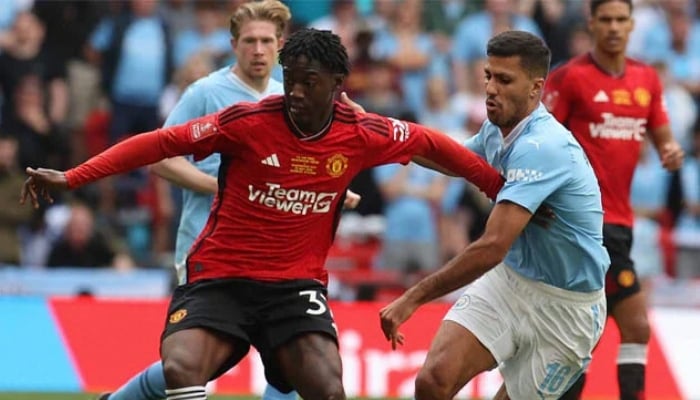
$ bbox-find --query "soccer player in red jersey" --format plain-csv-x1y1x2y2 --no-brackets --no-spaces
543,1,684,398
21,29,504,400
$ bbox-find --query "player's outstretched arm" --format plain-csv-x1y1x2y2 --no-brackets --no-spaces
412,127,504,200
379,200,531,349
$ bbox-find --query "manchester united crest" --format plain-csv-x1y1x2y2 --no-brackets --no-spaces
326,154,348,178
634,88,651,107
169,309,188,324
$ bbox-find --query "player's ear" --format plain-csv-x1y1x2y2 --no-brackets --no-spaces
333,74,345,90
531,78,545,99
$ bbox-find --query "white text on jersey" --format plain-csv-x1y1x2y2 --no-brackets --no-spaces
248,183,337,215
589,113,646,141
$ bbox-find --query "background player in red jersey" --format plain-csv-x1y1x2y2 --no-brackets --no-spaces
20,29,504,400
543,1,685,398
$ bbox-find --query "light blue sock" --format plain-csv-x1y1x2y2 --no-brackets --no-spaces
109,360,166,400
262,384,297,400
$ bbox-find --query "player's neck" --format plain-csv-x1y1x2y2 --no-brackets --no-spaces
286,106,334,138
590,49,626,77
231,65,269,93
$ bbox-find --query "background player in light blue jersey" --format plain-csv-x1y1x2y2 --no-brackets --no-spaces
379,31,610,399
100,2,353,399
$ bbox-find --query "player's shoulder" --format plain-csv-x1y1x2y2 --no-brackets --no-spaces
334,102,391,136
624,56,660,77
187,66,230,92
218,95,285,125
517,107,571,152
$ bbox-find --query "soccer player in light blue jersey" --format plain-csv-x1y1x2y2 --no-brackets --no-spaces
101,2,327,399
379,31,610,399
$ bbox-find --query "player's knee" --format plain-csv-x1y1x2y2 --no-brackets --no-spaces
314,379,345,400
415,368,452,400
162,353,208,387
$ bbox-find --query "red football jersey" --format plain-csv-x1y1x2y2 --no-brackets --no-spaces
66,95,503,284
543,54,669,227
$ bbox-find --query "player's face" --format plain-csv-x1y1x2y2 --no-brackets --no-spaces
282,55,343,130
232,20,281,82
588,0,634,56
484,55,542,133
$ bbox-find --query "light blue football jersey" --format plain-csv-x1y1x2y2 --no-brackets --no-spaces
465,104,610,292
163,66,283,271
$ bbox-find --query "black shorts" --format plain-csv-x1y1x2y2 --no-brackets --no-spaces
603,224,640,308
162,278,338,392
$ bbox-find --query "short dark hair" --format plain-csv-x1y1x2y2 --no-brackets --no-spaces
590,0,633,16
486,30,551,78
279,28,350,76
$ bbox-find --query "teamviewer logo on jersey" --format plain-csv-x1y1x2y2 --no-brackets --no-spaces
248,182,338,215
261,154,281,167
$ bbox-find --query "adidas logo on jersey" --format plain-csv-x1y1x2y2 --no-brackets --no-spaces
261,154,280,167
593,90,609,103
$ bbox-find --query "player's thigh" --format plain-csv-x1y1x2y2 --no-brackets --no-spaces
161,327,239,383
275,332,344,399
419,320,497,393
161,279,254,381
502,297,605,399
603,224,641,310
254,279,340,394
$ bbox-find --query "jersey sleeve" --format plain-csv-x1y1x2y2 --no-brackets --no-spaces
647,68,670,130
65,111,241,188
543,65,574,124
359,113,504,199
496,141,569,213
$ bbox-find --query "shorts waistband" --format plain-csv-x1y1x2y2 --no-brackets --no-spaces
497,263,604,305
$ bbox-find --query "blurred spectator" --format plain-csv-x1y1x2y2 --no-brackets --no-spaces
354,59,406,117
0,0,34,53
342,23,375,98
374,161,446,279
637,1,700,99
1,74,66,170
159,52,214,121
419,76,464,138
0,134,33,265
449,57,487,130
630,140,672,293
160,0,196,37
309,0,359,61
173,0,230,67
46,202,134,270
371,0,446,114
653,60,698,152
286,0,333,28
676,126,700,245
422,0,477,36
0,11,68,129
86,0,173,144
451,0,542,91
627,0,666,58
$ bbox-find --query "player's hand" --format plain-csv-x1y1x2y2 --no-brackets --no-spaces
343,189,361,209
340,92,366,114
660,141,684,171
531,204,555,229
20,167,68,208
379,295,418,350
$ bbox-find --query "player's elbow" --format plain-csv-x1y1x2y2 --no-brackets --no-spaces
476,235,509,269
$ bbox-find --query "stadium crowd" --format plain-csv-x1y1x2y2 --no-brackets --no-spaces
1,0,699,300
